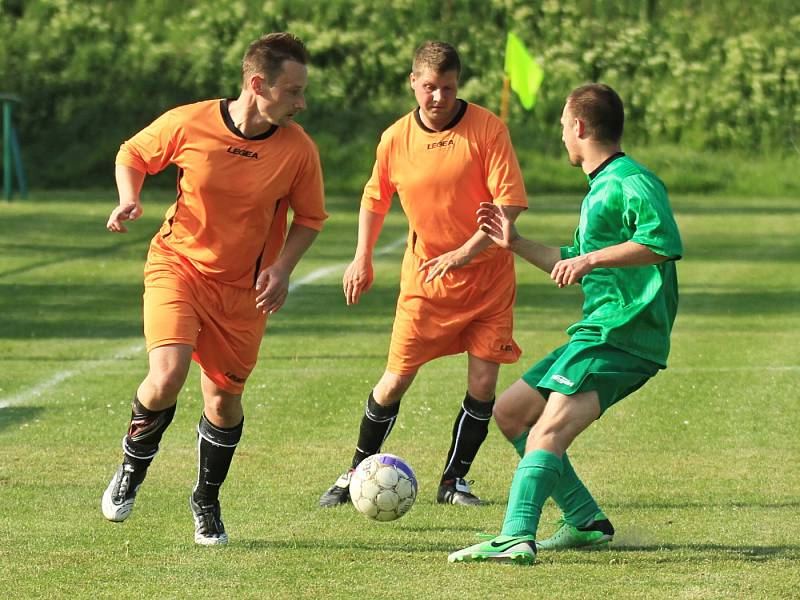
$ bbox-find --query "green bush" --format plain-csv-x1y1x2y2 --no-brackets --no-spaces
0,0,797,190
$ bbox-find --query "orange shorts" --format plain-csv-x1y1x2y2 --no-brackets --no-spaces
142,238,267,394
386,249,522,375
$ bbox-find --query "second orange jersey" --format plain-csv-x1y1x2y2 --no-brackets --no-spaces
362,101,528,262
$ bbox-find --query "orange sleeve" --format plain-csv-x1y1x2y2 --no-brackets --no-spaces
115,110,181,175
287,141,327,231
485,122,528,209
360,134,396,215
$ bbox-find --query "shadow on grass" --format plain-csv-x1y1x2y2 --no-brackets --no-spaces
607,499,800,510
0,405,45,433
0,283,144,339
235,537,459,553
0,225,155,281
610,543,800,560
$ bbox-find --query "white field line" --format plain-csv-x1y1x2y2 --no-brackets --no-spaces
288,235,406,292
0,342,143,409
0,236,407,410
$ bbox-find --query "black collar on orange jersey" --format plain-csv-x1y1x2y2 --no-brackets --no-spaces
413,99,468,133
220,99,278,140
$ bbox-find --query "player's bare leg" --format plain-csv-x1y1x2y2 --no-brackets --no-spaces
102,344,192,522
437,355,499,505
190,374,244,545
319,370,416,507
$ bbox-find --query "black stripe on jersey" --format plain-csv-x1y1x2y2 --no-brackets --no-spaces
252,199,285,286
413,99,468,133
253,241,266,287
220,99,278,140
162,168,185,239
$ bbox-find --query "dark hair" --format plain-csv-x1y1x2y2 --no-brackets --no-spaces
412,41,461,76
567,83,624,143
242,32,309,85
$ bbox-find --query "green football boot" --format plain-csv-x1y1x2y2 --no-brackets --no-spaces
448,534,536,564
536,512,614,551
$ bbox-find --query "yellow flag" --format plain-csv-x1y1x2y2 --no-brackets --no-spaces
504,32,544,110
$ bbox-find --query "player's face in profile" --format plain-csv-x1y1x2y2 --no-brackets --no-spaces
561,102,582,167
259,60,308,126
410,68,459,128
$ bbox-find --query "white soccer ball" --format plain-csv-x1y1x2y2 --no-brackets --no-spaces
350,453,418,522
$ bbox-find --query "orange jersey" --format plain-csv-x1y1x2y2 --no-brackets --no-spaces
362,101,527,262
116,99,327,288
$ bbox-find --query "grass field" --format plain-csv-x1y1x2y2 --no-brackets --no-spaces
1,190,799,599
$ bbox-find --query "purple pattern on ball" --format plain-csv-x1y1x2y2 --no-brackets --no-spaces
376,453,418,491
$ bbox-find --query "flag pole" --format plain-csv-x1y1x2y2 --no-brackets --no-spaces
500,75,510,124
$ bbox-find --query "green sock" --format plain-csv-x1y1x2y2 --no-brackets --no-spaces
550,452,601,527
501,449,563,537
510,429,529,458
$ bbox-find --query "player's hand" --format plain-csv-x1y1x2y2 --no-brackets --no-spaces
476,202,519,249
419,248,472,283
550,255,592,287
255,264,290,314
106,202,143,233
343,256,374,305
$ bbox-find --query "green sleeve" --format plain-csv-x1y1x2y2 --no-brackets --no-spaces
560,227,580,259
623,175,683,259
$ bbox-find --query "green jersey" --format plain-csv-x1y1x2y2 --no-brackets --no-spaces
561,155,683,366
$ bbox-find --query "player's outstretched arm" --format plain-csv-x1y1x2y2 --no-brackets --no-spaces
107,165,145,233
476,202,561,274
255,223,319,314
550,241,668,288
343,207,385,306
421,204,525,282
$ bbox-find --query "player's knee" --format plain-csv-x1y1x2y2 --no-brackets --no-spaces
492,401,517,437
374,374,413,404
203,394,243,428
467,372,497,401
147,370,186,401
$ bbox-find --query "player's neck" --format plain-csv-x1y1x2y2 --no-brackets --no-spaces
580,144,623,175
418,103,460,132
227,93,273,138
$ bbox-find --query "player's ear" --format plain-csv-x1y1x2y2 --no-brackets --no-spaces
409,72,416,90
250,74,265,96
574,117,585,139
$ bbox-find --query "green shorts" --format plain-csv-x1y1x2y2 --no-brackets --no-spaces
521,340,661,415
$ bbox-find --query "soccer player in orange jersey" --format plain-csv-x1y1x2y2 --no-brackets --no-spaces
101,33,327,545
320,41,528,508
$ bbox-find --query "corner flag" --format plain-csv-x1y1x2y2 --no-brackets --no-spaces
504,32,543,110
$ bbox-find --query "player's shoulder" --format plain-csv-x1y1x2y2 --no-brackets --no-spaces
612,156,667,195
380,111,416,140
282,120,319,150
163,99,221,122
464,102,502,124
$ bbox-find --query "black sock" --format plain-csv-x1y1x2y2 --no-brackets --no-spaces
193,413,243,505
441,392,494,481
350,392,400,468
122,395,176,487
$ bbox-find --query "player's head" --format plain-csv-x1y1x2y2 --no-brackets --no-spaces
561,84,624,166
410,41,461,129
242,33,310,126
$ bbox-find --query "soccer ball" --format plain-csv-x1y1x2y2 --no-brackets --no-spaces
350,453,417,522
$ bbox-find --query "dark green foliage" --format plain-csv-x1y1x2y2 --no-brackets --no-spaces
0,0,798,188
